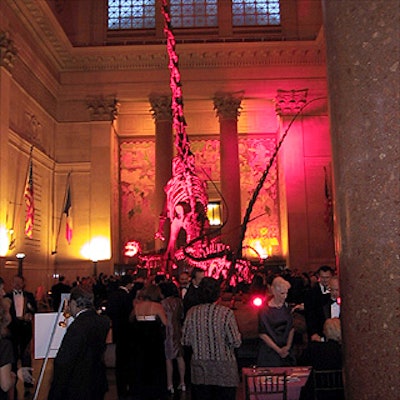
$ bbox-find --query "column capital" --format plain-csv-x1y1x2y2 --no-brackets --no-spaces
213,92,244,120
149,94,172,122
275,89,308,116
0,31,17,72
86,95,119,121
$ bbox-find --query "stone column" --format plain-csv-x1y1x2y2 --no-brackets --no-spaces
322,2,399,399
149,94,173,250
214,92,243,253
86,95,119,273
275,89,309,267
0,32,16,243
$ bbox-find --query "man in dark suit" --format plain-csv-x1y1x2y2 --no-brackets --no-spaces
304,266,334,342
5,275,37,397
322,276,341,321
178,271,190,299
50,275,71,311
48,286,111,400
183,267,205,315
299,318,344,400
106,274,134,400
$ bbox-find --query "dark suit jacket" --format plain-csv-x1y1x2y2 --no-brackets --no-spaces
50,282,71,311
48,309,111,400
299,340,343,400
304,285,330,338
182,284,201,315
322,299,341,321
5,290,37,322
299,340,342,370
5,290,37,344
106,287,133,343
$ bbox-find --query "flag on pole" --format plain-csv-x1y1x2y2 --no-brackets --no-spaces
64,182,73,244
24,159,34,238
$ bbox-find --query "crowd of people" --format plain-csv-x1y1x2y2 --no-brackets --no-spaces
0,264,343,400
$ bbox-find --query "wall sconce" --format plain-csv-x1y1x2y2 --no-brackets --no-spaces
16,253,26,276
81,236,111,277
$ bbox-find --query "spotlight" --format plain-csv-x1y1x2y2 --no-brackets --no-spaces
252,296,264,308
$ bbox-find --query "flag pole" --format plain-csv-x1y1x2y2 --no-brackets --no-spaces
52,172,71,255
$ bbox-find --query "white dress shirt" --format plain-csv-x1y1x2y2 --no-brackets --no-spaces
13,290,24,318
331,300,340,318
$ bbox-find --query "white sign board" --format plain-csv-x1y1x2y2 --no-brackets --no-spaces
34,293,73,359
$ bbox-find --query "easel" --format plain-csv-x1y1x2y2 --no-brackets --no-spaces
33,294,70,400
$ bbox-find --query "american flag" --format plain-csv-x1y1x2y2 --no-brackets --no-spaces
24,159,34,238
64,182,73,244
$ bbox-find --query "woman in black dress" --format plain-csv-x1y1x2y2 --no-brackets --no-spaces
129,284,168,400
257,276,296,367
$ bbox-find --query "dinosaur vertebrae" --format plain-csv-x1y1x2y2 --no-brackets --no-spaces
161,1,190,159
160,1,209,255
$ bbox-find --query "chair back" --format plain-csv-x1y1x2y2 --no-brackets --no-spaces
245,370,287,400
313,369,345,400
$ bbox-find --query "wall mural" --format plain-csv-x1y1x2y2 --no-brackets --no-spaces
119,136,280,261
120,140,156,252
238,137,280,259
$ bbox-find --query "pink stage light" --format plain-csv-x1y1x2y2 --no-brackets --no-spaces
124,240,141,257
252,296,264,307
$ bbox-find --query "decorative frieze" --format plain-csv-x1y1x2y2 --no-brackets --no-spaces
86,95,119,121
275,89,308,116
0,31,17,72
149,94,172,122
213,92,244,120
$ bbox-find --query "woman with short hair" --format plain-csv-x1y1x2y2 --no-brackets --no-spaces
257,276,296,367
182,277,241,400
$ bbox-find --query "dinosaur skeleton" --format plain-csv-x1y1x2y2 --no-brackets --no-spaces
156,2,209,263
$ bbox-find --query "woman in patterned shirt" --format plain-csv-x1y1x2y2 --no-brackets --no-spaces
182,277,241,400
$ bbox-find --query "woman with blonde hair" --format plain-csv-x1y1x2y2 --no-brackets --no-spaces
257,276,296,366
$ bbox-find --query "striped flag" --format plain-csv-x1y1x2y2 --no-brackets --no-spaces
64,182,73,244
24,159,34,238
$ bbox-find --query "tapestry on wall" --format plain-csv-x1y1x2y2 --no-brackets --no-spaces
119,136,280,260
120,140,156,253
